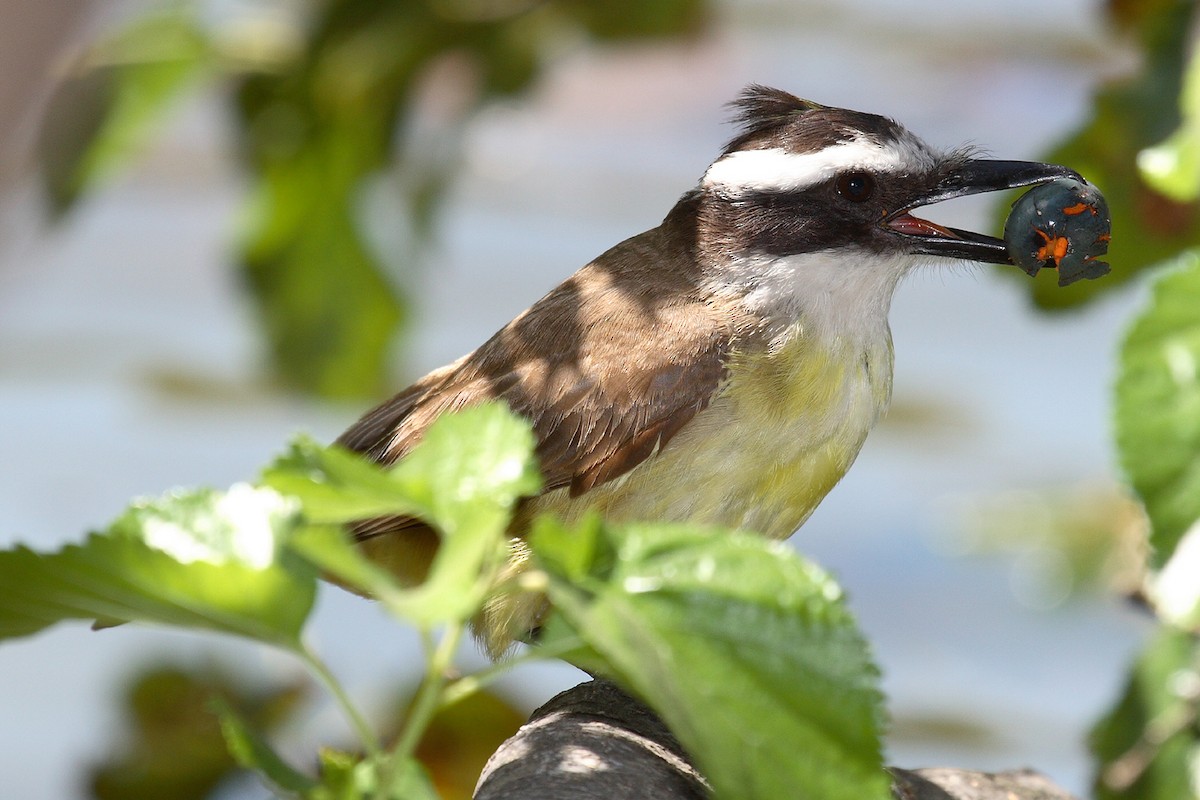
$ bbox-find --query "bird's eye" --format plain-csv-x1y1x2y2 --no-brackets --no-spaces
836,171,875,202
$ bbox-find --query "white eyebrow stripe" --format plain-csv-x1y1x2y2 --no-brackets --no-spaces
702,136,936,196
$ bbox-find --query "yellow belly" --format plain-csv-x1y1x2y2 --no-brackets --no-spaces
533,326,894,539
479,326,893,656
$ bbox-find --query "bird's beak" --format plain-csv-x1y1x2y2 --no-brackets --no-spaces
884,159,1082,264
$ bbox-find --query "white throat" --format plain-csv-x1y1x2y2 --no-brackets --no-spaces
705,248,915,347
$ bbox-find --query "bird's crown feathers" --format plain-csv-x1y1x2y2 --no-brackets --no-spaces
722,85,908,157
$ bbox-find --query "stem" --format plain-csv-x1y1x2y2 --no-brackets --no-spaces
391,622,467,761
299,644,383,758
370,624,466,798
398,623,468,758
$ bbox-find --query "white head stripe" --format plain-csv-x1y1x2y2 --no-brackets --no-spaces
702,135,936,196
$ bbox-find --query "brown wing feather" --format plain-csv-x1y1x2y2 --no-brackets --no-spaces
338,300,731,512
335,196,743,580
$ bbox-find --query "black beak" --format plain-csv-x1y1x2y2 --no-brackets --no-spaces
884,159,1082,264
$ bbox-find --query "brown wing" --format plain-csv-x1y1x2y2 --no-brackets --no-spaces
338,271,732,508
338,332,726,547
337,208,741,564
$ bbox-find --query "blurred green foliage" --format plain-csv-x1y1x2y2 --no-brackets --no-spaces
36,12,213,214
1101,237,1200,800
1090,628,1200,800
1139,38,1200,201
37,0,708,399
1066,3,1200,797
1116,252,1200,570
90,664,306,800
946,484,1146,605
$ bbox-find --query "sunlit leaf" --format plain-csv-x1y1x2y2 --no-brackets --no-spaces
37,10,212,214
263,403,539,539
267,400,540,525
534,520,889,800
1146,519,1200,630
0,486,314,647
378,404,540,625
1115,251,1200,568
1090,627,1200,800
387,402,541,531
262,435,429,525
264,404,540,626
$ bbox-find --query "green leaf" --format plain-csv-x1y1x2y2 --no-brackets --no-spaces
232,5,420,400
1146,522,1200,630
36,10,212,214
265,405,540,626
263,409,538,534
237,153,405,399
525,513,608,585
387,402,541,533
382,756,441,800
1140,47,1200,201
0,485,314,648
311,750,360,800
1115,251,1200,568
213,696,317,795
289,523,408,603
262,435,431,525
225,0,711,398
1090,627,1200,800
535,520,889,800
381,404,541,625
311,751,439,800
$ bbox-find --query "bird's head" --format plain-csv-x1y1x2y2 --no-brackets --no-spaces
690,86,1079,335
693,86,1077,313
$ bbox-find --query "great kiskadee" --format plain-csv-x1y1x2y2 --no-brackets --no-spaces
338,85,1078,657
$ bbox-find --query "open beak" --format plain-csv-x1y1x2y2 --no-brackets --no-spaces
884,159,1082,264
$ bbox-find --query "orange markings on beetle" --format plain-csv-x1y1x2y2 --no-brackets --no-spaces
1033,227,1070,265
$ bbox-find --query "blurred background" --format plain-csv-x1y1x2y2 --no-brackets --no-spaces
0,0,1172,797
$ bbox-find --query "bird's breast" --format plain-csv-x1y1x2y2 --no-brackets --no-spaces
535,324,894,539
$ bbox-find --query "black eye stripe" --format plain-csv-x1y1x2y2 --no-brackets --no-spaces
836,171,875,202
707,188,886,257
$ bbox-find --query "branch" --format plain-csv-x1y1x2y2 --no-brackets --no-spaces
473,679,1080,800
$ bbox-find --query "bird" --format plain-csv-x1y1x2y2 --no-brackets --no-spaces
337,85,1078,658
